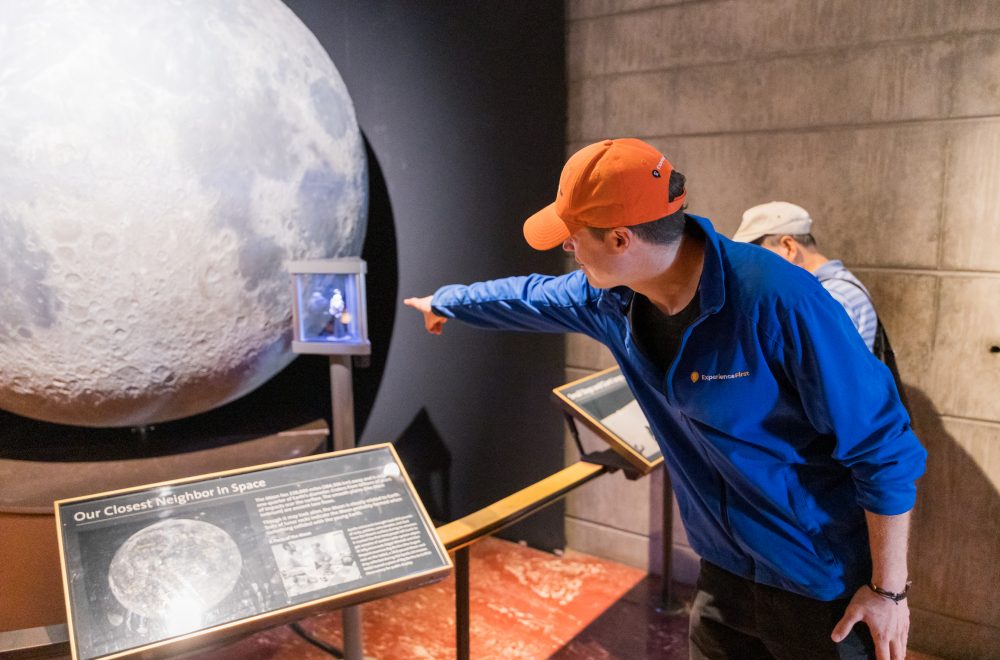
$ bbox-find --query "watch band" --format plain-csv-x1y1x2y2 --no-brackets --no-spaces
868,581,911,603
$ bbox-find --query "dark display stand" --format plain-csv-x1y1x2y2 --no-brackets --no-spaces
553,367,663,475
553,368,682,612
55,444,451,660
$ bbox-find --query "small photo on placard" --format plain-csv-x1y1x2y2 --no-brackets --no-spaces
270,530,361,597
553,366,662,474
55,444,450,660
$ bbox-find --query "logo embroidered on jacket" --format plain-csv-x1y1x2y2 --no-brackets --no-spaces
693,370,750,382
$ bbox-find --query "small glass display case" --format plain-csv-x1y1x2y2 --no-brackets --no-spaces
288,258,370,355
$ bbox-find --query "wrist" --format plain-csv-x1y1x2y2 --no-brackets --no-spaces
868,580,911,604
870,568,908,593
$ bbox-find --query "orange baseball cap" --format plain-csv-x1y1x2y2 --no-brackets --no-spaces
523,138,686,250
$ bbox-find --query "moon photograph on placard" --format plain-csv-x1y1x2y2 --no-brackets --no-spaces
108,518,243,623
0,0,368,428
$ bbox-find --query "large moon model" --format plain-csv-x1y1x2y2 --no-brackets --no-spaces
0,0,367,427
108,518,243,621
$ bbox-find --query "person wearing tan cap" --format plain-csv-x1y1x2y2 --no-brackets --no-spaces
733,202,877,352
406,138,923,660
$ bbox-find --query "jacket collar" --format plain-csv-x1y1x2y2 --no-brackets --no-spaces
688,214,726,316
596,214,727,317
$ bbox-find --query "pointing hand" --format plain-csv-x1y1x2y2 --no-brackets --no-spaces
404,296,448,335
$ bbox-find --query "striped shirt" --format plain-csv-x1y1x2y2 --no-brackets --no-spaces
813,260,877,352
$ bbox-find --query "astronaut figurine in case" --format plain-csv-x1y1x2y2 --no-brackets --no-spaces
288,259,371,355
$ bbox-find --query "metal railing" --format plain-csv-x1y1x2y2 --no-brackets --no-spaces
0,452,646,660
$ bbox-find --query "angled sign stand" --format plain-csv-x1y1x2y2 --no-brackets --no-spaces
553,366,662,476
55,444,450,660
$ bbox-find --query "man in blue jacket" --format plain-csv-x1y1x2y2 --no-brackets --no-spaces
405,138,925,660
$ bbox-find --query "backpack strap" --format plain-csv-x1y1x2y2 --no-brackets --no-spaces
873,318,911,413
817,275,911,414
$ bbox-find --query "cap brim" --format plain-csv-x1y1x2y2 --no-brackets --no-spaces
731,225,763,243
523,202,571,251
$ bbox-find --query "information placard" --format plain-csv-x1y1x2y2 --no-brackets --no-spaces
55,444,451,660
553,367,662,474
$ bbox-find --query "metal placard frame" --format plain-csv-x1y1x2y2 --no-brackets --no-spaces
54,443,451,660
552,366,663,475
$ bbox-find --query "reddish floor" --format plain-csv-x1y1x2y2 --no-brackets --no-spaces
203,536,647,659
201,537,942,659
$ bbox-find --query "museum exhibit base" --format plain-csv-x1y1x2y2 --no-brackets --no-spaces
2,361,664,660
555,367,683,614
2,453,631,660
654,463,686,615
50,444,449,660
0,420,329,656
437,458,617,660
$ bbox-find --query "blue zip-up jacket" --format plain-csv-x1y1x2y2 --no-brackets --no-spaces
431,215,926,600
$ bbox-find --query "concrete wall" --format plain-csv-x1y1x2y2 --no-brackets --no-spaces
564,1,1000,657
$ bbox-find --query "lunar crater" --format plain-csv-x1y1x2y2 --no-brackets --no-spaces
0,0,368,427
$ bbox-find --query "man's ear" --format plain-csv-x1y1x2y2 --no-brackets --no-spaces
777,235,798,259
608,227,632,252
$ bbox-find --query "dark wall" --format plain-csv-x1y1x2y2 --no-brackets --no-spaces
0,2,568,551
283,1,568,549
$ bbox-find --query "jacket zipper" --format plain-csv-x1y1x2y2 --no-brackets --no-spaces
719,479,733,536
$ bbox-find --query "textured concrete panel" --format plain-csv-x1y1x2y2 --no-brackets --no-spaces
648,467,690,545
649,467,700,584
566,516,650,569
564,2,1000,648
560,261,617,370
567,79,608,143
910,606,1000,660
601,38,967,139
950,32,1000,117
941,120,1000,271
909,414,1000,634
650,125,945,268
927,277,1000,421
566,462,652,535
567,0,1000,80
567,333,618,370
855,270,939,395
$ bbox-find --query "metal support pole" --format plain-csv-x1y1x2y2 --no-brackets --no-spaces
660,466,673,608
455,546,470,660
657,466,683,613
329,355,356,453
330,355,363,660
342,607,363,660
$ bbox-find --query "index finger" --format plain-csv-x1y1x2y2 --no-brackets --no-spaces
403,296,429,312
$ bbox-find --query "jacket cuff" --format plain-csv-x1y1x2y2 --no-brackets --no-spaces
856,481,918,516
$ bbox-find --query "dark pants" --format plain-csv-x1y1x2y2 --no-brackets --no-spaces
689,560,876,660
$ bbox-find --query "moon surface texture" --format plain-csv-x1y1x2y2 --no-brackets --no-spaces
0,0,368,427
108,518,243,621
